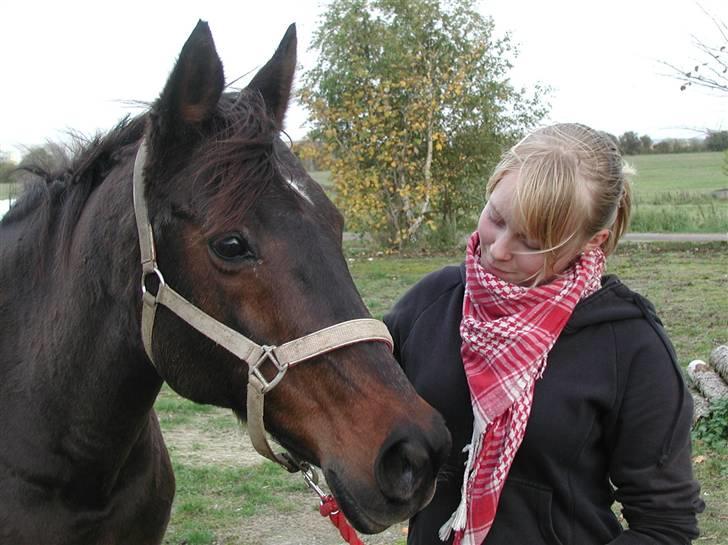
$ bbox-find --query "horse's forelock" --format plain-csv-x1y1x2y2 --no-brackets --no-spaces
193,91,284,235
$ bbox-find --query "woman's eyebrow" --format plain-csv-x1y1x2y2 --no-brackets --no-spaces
489,201,504,219
490,200,528,238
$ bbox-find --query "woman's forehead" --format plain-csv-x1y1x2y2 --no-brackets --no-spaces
489,172,519,216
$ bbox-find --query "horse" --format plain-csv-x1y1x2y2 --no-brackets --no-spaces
0,21,451,545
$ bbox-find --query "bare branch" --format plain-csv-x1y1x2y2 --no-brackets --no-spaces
665,5,728,95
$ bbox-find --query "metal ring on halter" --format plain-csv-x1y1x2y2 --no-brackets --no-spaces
141,267,166,308
141,267,165,298
250,345,289,394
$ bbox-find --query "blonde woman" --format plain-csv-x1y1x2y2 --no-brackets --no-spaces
385,124,704,545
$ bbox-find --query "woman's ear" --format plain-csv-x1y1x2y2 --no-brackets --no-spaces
584,228,611,251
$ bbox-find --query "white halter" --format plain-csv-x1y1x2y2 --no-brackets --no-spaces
132,140,393,471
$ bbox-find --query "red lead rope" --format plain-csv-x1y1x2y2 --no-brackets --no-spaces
301,463,365,545
319,495,365,545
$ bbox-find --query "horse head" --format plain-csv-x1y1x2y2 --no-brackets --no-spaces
137,21,451,533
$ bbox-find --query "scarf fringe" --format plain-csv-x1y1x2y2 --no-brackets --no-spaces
439,417,485,543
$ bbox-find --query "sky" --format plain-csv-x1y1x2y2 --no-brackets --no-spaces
1,0,727,161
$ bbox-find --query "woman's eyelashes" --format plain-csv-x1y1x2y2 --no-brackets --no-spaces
488,205,539,251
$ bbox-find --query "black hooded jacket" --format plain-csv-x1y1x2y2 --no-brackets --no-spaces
384,265,704,545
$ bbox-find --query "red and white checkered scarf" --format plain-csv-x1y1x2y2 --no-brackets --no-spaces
440,231,605,545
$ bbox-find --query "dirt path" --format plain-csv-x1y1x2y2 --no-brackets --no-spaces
163,416,408,545
220,504,407,545
163,421,263,468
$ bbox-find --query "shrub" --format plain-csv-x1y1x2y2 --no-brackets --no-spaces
693,397,728,450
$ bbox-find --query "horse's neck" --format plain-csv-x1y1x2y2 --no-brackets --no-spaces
1,167,164,496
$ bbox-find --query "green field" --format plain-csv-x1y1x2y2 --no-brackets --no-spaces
625,152,728,232
627,152,727,195
157,242,727,545
313,153,728,197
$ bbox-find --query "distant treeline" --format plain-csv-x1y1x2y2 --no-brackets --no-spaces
612,130,728,156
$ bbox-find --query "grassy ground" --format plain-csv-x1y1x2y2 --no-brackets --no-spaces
157,241,727,545
626,152,727,195
616,152,727,233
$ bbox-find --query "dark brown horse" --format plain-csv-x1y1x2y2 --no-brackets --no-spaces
0,22,450,545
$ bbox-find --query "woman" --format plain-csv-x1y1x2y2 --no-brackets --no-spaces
384,124,704,545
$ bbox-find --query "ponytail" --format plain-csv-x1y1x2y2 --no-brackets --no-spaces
602,176,632,256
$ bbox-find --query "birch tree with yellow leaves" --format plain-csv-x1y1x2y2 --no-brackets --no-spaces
301,0,548,250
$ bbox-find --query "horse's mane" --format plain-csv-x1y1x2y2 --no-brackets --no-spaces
2,116,146,230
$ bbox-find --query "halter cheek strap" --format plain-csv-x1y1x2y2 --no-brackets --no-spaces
132,140,393,471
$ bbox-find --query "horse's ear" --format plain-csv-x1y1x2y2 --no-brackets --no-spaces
247,23,296,128
154,20,224,136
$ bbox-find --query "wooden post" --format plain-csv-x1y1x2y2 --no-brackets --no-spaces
687,359,728,403
710,345,728,384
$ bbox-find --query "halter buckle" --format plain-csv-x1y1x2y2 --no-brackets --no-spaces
250,345,288,394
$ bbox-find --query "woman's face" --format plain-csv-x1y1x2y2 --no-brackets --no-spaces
477,171,579,286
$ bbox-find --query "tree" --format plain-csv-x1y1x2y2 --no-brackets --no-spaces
619,131,642,155
19,143,69,173
706,130,728,151
664,7,728,96
639,134,653,154
301,0,548,250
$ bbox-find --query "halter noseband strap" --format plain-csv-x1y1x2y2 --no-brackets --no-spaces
132,140,393,471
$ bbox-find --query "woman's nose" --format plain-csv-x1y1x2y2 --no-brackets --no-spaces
489,233,512,261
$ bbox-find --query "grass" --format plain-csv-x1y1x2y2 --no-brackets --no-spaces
155,385,239,432
347,254,459,318
626,152,728,195
630,202,726,232
155,241,727,544
625,152,728,233
693,441,728,544
163,461,306,545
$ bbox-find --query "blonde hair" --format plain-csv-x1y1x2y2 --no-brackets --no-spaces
487,123,632,274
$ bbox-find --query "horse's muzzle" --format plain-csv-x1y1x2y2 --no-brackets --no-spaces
324,415,451,533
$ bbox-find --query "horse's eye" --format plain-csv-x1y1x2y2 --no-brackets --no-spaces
210,234,254,261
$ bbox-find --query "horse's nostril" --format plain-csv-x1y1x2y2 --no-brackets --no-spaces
375,438,432,504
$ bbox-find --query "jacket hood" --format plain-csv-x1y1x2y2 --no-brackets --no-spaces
563,275,661,334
